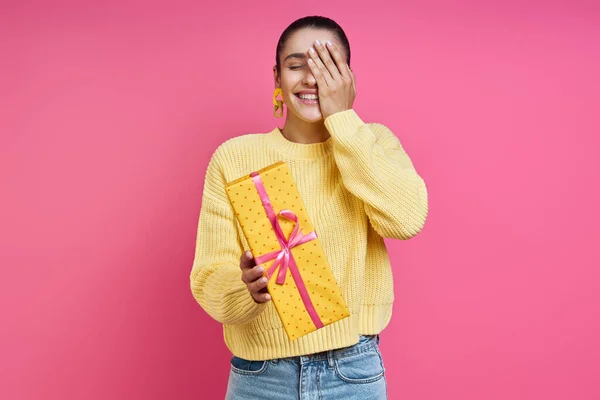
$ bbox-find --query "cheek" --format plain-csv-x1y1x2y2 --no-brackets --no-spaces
281,74,303,98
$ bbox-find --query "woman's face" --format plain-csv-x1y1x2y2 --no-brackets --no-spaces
274,28,347,123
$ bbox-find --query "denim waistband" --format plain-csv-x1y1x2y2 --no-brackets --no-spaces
276,335,380,366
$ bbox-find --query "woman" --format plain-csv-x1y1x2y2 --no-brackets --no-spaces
190,15,428,399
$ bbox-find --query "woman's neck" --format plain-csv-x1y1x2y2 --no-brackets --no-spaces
280,114,331,144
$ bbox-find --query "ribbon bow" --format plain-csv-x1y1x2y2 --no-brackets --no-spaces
254,209,317,285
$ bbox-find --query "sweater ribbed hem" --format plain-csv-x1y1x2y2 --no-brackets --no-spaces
222,303,393,360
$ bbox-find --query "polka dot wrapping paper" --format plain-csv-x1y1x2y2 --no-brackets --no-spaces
225,161,350,341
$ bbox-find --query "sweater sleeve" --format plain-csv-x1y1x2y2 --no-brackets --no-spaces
189,146,267,325
324,109,429,240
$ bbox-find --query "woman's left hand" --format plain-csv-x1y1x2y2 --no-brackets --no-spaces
307,40,356,120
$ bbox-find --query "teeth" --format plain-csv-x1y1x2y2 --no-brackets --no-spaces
298,94,318,100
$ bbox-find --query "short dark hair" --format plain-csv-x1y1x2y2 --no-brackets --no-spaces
275,16,351,74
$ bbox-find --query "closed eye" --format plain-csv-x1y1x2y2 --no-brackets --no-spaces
289,65,305,70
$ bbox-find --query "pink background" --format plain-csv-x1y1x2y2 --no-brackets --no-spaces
2,1,599,399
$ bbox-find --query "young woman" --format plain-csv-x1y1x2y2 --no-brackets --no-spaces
190,15,428,399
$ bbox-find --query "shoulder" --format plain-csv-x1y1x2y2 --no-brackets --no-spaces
208,131,269,169
203,132,269,193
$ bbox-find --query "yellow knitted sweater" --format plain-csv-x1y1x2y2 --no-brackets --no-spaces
190,109,428,360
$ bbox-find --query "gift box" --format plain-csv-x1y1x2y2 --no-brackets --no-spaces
225,161,350,340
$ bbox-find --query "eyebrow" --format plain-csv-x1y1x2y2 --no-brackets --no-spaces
284,53,307,62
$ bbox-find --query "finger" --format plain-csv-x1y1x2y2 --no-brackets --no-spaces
242,264,265,284
239,250,256,271
308,45,332,87
256,286,269,294
247,275,269,294
349,66,356,93
326,41,352,80
315,40,342,81
307,57,331,90
252,291,272,303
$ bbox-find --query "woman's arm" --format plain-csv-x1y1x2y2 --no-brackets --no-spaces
190,147,267,324
325,109,429,240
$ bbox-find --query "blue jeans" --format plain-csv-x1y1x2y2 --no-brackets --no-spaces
225,335,387,399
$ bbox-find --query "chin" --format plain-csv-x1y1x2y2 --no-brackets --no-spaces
291,109,323,123
301,115,323,123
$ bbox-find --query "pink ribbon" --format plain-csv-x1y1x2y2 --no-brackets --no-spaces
250,171,324,330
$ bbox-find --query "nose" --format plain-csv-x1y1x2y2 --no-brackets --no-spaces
302,70,317,86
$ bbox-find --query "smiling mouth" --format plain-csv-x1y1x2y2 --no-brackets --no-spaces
295,93,319,105
296,93,319,100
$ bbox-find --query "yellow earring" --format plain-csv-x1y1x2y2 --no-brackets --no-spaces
273,88,284,118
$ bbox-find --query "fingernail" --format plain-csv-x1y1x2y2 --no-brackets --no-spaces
265,294,271,300
327,40,332,46
257,266,264,273
260,277,268,284
315,39,321,46
246,250,253,258
309,46,315,53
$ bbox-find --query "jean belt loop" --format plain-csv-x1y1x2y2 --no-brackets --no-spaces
327,350,334,368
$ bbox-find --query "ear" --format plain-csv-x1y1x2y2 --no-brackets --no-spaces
273,65,281,88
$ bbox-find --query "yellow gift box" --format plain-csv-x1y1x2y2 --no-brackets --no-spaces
225,161,350,341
